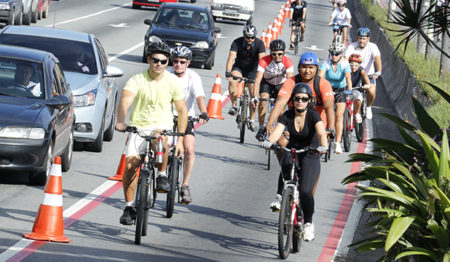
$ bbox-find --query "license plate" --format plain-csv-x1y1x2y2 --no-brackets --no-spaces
148,0,159,2
224,9,237,14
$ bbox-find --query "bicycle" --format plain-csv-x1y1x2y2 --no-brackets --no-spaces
353,86,367,142
290,20,303,55
342,91,355,152
330,23,348,45
259,97,276,170
324,128,335,162
122,127,184,244
269,144,319,259
234,75,255,144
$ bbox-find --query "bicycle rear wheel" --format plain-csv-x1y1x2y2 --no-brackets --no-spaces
239,97,248,143
266,148,271,170
292,204,304,253
343,108,351,152
294,30,299,55
355,98,366,142
166,153,180,218
278,187,294,259
135,169,149,244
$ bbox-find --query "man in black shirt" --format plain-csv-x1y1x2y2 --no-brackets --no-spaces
225,24,266,132
289,0,307,49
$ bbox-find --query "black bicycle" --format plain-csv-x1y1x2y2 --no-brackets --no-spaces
324,128,335,162
122,127,184,244
259,97,276,170
291,20,303,55
234,76,254,144
353,86,367,142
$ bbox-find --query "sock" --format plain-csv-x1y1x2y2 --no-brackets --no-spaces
126,201,134,207
158,171,167,177
259,124,264,130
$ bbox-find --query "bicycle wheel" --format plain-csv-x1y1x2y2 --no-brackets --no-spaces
343,108,351,152
292,203,304,253
278,187,294,259
166,153,180,218
355,98,366,142
149,169,156,208
266,148,271,170
294,30,299,55
239,97,248,143
142,170,153,236
135,169,149,245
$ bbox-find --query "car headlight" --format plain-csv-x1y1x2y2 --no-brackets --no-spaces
74,89,97,107
0,3,11,10
192,41,209,49
242,6,252,12
148,36,162,43
211,1,222,8
0,127,45,139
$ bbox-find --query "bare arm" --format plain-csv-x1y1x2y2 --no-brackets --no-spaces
115,89,136,131
315,121,328,148
286,71,294,79
323,98,335,130
373,55,382,79
345,71,352,90
360,69,371,87
174,99,188,157
195,96,208,124
266,95,289,133
318,69,325,78
253,70,264,97
226,50,237,73
267,122,285,143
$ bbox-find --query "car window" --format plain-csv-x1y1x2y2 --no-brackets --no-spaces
54,62,68,95
155,8,210,30
52,68,62,96
95,38,108,73
0,34,98,75
0,57,44,99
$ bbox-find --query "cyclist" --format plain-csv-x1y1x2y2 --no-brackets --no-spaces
266,52,335,139
344,27,381,120
254,39,295,141
328,0,351,45
262,83,328,241
348,53,371,123
225,24,266,132
115,41,188,225
169,46,209,204
318,42,352,154
289,0,307,49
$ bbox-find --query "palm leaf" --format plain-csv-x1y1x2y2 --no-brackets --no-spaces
439,131,449,180
346,153,382,163
425,81,450,104
395,248,439,261
367,207,407,216
417,131,441,182
385,216,415,251
356,239,385,252
370,138,417,153
380,113,417,132
427,220,450,249
398,127,421,150
413,98,441,139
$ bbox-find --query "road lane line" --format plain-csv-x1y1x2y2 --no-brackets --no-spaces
108,42,145,63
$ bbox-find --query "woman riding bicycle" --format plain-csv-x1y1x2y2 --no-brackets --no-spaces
328,0,351,44
262,83,327,242
318,42,352,154
349,53,371,124
289,0,307,49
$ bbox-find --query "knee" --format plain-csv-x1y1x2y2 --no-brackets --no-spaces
184,146,195,157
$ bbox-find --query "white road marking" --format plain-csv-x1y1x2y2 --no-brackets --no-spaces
109,23,129,28
108,42,145,63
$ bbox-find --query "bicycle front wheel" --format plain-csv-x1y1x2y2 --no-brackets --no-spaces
266,148,271,170
343,108,351,152
166,153,180,218
278,187,295,259
135,169,149,244
294,31,299,55
239,97,248,143
355,99,366,142
292,204,304,253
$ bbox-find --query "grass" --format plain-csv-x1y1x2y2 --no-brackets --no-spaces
360,0,450,127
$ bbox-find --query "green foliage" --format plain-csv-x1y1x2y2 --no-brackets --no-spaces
342,85,450,261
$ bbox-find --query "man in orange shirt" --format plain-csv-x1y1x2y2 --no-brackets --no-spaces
266,52,335,136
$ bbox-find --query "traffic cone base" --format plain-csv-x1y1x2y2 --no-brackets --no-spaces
207,73,224,120
109,136,129,181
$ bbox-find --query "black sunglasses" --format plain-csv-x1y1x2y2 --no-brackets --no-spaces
246,36,256,40
271,52,284,56
293,96,309,102
330,52,342,56
151,57,168,65
172,59,187,64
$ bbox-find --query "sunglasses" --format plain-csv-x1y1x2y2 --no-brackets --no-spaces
172,59,187,64
349,64,360,68
246,36,256,40
151,57,168,65
330,52,342,56
293,96,309,103
271,52,284,56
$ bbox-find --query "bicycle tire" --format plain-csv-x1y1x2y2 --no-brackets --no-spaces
149,169,156,208
142,170,153,236
135,169,149,245
278,187,295,259
292,204,304,253
166,153,179,218
343,108,351,152
239,97,248,143
356,97,367,142
266,148,271,170
294,30,299,55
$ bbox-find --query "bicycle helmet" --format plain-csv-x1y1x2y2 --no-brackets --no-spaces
243,24,257,38
292,83,313,98
146,41,171,57
171,45,192,60
336,0,346,5
299,52,319,66
358,27,371,37
269,39,286,51
348,53,362,63
328,42,345,54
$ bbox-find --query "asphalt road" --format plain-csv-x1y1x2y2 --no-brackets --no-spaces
0,0,382,261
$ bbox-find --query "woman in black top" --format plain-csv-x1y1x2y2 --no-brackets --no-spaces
262,83,327,241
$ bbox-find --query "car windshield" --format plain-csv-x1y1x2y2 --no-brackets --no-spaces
0,34,97,75
154,8,210,30
0,58,44,99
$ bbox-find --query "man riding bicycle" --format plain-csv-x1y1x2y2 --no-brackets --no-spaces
328,0,351,44
289,0,307,48
225,24,266,132
344,27,381,120
115,41,188,225
253,39,294,141
168,46,209,204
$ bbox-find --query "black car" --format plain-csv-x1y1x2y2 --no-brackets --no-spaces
143,3,221,69
0,44,74,185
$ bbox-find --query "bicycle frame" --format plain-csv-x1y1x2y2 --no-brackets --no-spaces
234,76,254,143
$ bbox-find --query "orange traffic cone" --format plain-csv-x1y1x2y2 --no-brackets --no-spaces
108,136,129,181
24,156,71,243
285,5,290,18
207,74,224,120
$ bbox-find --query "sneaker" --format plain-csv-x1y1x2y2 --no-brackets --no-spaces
366,107,373,120
300,34,304,42
180,185,192,204
335,142,342,154
303,223,315,241
270,194,282,212
120,206,136,225
248,120,257,132
156,175,170,193
228,106,238,116
355,113,362,123
289,44,294,50
255,128,266,142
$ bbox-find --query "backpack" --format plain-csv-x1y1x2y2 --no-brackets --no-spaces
294,74,323,106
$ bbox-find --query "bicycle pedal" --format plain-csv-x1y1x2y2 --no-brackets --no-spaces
157,190,168,193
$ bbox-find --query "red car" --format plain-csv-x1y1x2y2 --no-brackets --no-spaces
38,0,50,20
132,0,195,9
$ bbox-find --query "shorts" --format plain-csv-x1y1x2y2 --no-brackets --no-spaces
333,89,347,103
126,127,173,157
232,66,257,81
352,90,362,102
259,78,283,98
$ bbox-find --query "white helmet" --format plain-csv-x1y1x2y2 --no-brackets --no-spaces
329,42,345,54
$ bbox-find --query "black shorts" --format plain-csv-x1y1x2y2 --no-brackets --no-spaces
259,78,283,98
185,118,195,136
232,66,257,81
333,89,347,103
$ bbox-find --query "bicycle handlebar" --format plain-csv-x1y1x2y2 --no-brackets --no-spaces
270,144,318,154
232,75,255,84
120,126,185,139
258,97,276,103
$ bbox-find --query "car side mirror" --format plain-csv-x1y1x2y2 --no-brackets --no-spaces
144,19,152,26
213,27,221,33
47,95,71,106
103,65,124,78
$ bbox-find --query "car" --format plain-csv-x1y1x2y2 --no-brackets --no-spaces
143,3,221,69
0,44,75,185
132,0,195,9
22,0,38,25
0,0,22,25
210,0,254,24
0,26,124,152
37,0,49,20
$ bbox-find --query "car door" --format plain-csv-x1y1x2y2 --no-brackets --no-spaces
95,38,115,126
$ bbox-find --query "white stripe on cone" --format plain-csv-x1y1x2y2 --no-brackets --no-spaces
42,193,63,206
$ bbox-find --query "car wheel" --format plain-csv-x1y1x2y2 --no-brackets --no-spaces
43,7,48,19
104,102,116,142
6,11,14,25
132,3,141,9
23,10,32,25
213,16,217,22
142,50,148,63
30,143,53,186
14,10,22,25
31,9,38,23
84,116,105,152
61,129,73,172
205,51,215,70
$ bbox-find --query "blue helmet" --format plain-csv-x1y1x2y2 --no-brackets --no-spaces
299,52,319,66
358,27,371,37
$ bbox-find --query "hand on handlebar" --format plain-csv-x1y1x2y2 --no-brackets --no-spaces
344,89,353,96
198,112,209,124
317,146,328,155
225,71,233,78
175,141,184,158
251,97,259,107
115,122,128,132
261,140,273,149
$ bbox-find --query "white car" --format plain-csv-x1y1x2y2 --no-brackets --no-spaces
210,0,254,24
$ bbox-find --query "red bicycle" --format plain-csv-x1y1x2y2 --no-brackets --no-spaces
342,91,354,152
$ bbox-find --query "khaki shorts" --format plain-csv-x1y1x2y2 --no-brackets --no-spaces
126,127,174,157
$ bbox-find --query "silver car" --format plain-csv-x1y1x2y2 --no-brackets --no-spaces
0,26,124,152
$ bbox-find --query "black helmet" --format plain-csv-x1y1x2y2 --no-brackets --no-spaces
269,39,286,51
243,24,257,38
171,46,192,60
146,41,171,57
357,27,371,37
292,83,313,98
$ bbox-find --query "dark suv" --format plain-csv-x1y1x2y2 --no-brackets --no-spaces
0,0,22,25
